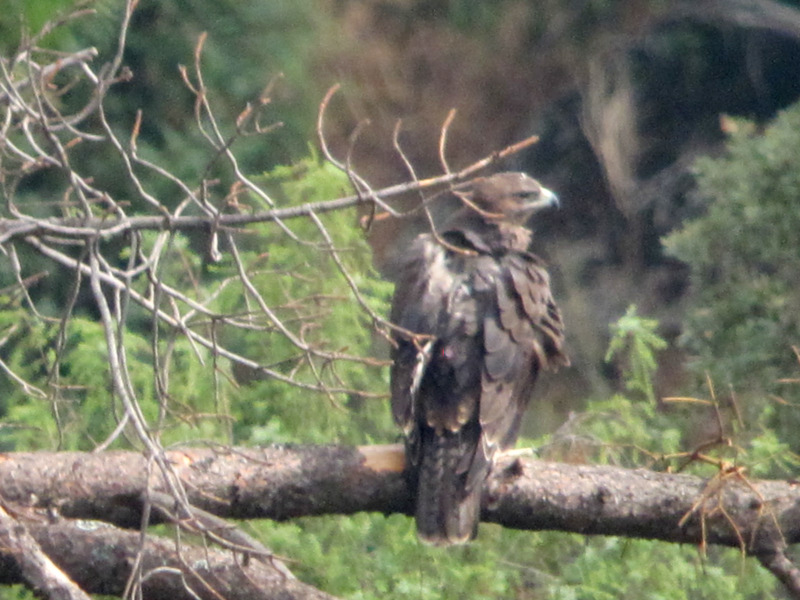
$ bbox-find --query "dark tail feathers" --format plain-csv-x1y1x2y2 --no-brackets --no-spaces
414,427,484,545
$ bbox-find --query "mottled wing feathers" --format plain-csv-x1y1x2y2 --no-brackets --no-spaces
479,254,568,460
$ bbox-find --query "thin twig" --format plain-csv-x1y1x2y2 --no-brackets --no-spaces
438,108,457,175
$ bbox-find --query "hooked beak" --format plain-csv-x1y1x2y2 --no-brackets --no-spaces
524,185,560,215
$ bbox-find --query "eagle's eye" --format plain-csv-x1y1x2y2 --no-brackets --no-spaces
513,190,538,199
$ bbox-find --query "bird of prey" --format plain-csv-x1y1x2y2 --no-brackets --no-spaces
389,172,568,545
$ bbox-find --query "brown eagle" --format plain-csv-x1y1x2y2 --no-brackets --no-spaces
390,172,568,545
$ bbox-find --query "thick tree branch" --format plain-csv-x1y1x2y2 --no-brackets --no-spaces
483,457,797,552
0,445,410,527
756,549,800,597
0,517,336,600
0,505,91,600
0,445,798,553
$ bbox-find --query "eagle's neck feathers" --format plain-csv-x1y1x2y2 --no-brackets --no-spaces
441,211,532,255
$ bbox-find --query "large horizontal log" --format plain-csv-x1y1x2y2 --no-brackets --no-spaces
1,444,798,554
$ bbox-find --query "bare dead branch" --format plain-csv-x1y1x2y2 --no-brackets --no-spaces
316,85,399,218
0,133,541,246
23,236,384,398
0,47,99,105
306,210,395,339
390,119,421,194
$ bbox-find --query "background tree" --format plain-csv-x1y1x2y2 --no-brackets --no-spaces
664,107,800,459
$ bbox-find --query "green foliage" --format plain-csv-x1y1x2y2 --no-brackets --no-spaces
0,228,230,451
261,514,782,600
663,101,800,448
0,308,227,451
591,305,800,480
568,307,692,468
0,0,79,51
264,517,528,599
545,536,777,600
569,393,681,468
605,305,667,404
532,309,782,599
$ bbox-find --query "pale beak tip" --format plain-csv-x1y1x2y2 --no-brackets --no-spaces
540,187,559,209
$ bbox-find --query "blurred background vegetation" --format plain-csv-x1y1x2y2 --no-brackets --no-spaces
2,0,800,598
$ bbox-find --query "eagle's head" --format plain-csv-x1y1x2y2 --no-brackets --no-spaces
456,172,559,225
